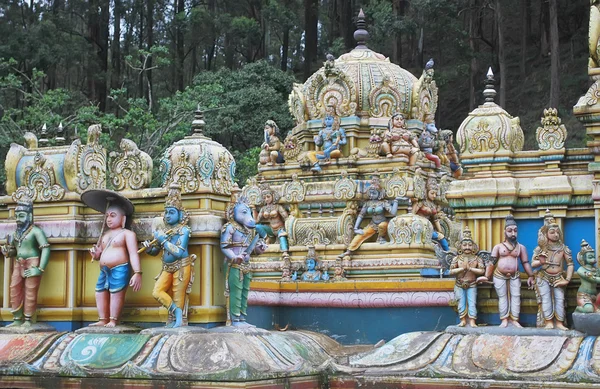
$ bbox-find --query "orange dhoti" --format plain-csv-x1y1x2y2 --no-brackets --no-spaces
347,222,389,252
152,256,194,319
10,257,42,319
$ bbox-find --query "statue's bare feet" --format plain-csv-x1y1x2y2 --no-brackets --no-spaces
555,322,568,330
20,321,32,328
386,154,393,159
457,319,466,327
89,319,109,327
499,319,509,328
543,320,554,329
467,319,477,327
509,319,522,328
104,320,118,328
6,320,23,328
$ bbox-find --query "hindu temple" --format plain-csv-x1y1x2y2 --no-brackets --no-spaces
0,5,599,389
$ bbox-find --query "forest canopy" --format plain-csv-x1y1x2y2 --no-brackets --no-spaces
0,0,591,189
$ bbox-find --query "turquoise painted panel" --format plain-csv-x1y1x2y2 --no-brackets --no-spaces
67,333,150,369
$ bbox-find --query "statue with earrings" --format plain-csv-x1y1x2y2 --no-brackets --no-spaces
531,210,573,329
448,226,486,327
82,190,142,328
141,184,195,328
1,194,50,328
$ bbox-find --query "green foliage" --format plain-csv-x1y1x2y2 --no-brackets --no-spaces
233,147,261,186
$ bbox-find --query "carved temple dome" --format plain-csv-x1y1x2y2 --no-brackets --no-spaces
288,10,434,125
159,108,235,195
456,69,524,158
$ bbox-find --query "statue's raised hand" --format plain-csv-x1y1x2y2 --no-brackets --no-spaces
89,244,102,260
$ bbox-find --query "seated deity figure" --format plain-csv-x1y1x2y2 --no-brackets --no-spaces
575,240,600,313
478,215,534,328
339,177,400,258
253,183,289,258
449,227,485,327
293,246,329,281
142,184,194,328
531,210,573,329
380,113,420,164
259,120,284,166
418,123,442,168
308,108,347,172
1,198,50,328
412,178,449,251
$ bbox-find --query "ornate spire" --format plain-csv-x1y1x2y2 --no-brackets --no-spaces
56,122,65,146
354,9,369,49
191,104,206,137
483,67,497,103
39,123,49,147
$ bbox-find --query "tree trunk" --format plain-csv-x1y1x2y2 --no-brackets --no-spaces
520,0,527,77
112,0,122,92
175,0,185,91
304,0,319,81
281,27,289,71
87,0,109,111
138,2,145,99
146,0,154,108
468,0,479,111
338,0,353,50
495,0,506,108
539,0,549,58
548,0,560,108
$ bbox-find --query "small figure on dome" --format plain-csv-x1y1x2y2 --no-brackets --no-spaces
253,183,289,258
440,129,463,178
380,113,420,164
339,176,401,258
575,240,600,313
308,107,347,172
259,120,284,166
141,184,195,328
1,198,50,328
448,227,486,327
412,178,449,251
292,246,329,281
531,210,573,330
418,123,441,168
220,195,267,327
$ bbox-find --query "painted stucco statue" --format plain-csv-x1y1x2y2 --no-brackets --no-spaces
142,184,195,328
380,113,419,164
479,214,534,328
308,109,347,172
82,190,142,327
292,246,329,281
575,239,600,313
340,176,400,258
412,178,449,251
1,198,50,327
221,196,267,327
448,227,485,328
253,183,289,258
259,120,284,166
531,210,573,329
418,123,441,168
440,129,462,178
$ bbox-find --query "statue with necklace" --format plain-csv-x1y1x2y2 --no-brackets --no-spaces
478,215,534,328
142,183,195,328
531,210,573,329
1,198,50,328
